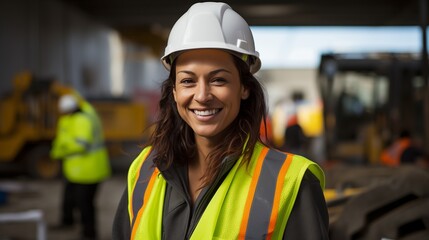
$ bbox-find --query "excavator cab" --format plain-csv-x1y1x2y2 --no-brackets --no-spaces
318,52,424,164
0,72,60,178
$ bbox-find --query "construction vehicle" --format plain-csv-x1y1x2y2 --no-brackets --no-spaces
0,72,151,179
317,52,425,164
317,53,429,239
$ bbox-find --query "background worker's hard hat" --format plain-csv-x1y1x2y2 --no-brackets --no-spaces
58,94,78,113
161,2,261,74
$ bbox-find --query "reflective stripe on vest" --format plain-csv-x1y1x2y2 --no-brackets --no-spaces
69,111,105,158
239,147,292,239
128,143,324,239
128,147,155,236
82,111,105,152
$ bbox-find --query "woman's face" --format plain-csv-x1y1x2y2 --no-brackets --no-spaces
173,49,249,142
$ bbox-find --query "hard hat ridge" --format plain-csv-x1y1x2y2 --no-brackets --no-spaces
162,2,261,74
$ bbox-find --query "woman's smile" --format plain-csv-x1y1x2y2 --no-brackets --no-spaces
192,108,222,120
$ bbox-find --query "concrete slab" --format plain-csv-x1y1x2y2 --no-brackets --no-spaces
0,175,127,240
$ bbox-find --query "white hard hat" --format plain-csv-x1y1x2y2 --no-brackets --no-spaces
161,2,261,74
58,94,78,113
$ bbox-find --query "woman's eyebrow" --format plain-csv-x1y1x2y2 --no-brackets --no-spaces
209,68,232,76
177,68,232,76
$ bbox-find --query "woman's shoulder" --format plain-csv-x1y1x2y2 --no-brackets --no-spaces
134,146,153,162
261,145,325,188
128,146,153,172
255,142,315,165
288,154,325,189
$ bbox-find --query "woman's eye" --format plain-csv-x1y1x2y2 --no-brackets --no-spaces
179,79,194,85
212,78,227,85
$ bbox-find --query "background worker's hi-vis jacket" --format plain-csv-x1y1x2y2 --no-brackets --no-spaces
125,142,325,239
50,101,111,183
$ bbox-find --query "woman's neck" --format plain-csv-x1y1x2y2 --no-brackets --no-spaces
187,135,220,203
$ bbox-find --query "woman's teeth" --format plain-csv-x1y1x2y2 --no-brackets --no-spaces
194,109,219,116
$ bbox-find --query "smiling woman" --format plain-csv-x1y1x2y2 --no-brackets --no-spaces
173,49,248,143
112,2,329,240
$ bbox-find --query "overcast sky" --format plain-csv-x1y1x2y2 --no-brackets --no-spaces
251,26,422,69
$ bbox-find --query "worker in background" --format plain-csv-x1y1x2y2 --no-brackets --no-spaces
50,94,111,240
112,2,328,239
282,91,308,156
260,115,273,145
400,145,428,168
397,131,428,168
380,130,422,167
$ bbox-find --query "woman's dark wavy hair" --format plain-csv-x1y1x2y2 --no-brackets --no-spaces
147,54,268,186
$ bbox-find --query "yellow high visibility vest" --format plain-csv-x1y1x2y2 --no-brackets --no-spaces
127,142,324,239
50,105,111,184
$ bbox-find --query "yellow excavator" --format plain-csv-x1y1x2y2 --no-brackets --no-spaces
0,72,150,178
317,52,425,164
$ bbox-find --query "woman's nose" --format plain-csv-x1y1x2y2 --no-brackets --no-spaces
194,82,212,103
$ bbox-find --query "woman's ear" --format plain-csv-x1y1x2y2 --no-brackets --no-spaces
241,87,250,100
173,86,177,102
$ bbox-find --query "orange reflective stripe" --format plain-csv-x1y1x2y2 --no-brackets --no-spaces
131,168,159,240
246,149,289,238
267,153,293,239
238,147,269,239
129,149,152,221
144,168,159,208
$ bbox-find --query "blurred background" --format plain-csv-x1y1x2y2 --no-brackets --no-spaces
1,0,429,239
